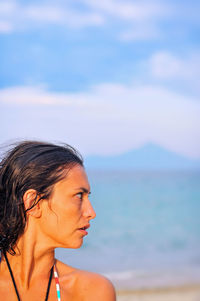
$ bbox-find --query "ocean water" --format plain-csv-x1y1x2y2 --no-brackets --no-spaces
56,170,200,288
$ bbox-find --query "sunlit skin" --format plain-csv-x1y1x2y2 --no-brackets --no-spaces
0,164,116,301
38,164,96,250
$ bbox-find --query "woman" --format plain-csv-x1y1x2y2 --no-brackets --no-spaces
0,141,116,300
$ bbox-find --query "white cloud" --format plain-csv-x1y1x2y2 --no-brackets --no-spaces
0,85,91,107
0,83,199,158
141,50,200,95
0,1,16,33
0,0,104,33
0,20,13,33
24,4,104,28
0,0,170,40
149,51,200,80
0,1,16,14
81,0,168,21
82,0,169,40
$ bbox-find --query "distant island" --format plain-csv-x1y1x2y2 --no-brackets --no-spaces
85,143,200,170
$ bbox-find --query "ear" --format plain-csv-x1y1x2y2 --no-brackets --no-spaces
23,189,42,218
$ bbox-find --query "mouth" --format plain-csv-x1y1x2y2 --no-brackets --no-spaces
78,224,90,235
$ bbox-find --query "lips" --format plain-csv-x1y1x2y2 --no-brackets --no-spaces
79,224,90,231
78,224,90,236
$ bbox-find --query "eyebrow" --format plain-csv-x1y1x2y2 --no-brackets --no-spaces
75,187,91,194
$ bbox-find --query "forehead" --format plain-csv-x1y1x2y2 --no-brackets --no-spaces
55,164,90,191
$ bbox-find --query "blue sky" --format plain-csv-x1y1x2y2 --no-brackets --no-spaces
0,0,200,158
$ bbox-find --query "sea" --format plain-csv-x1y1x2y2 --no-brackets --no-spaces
56,169,200,289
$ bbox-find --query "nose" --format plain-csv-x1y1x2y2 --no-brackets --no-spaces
83,198,96,220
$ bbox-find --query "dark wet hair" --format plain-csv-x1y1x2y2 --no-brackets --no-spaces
0,141,83,254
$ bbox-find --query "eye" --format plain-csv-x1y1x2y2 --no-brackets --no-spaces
76,192,83,200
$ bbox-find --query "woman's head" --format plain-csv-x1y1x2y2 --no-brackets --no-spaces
36,163,96,249
0,140,84,254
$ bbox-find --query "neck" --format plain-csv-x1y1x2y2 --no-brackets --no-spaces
1,220,55,289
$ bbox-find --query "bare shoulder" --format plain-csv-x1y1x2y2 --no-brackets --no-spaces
78,270,116,301
56,259,116,301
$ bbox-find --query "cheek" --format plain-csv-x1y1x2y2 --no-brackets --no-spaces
50,201,83,230
40,202,85,248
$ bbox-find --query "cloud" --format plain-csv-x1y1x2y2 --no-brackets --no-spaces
0,0,104,34
0,1,15,33
0,20,13,33
139,50,200,95
82,0,171,41
81,0,168,21
81,0,170,40
0,83,199,158
0,85,91,107
0,0,171,40
24,4,104,28
0,0,199,41
149,51,200,80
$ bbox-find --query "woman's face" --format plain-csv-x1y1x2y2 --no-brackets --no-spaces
39,164,96,249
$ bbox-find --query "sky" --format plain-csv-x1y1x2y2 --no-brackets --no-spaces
0,0,200,158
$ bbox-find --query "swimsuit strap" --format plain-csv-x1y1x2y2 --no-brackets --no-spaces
2,250,59,301
54,264,61,301
3,250,21,301
45,264,54,301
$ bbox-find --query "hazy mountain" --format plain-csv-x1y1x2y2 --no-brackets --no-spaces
85,143,200,170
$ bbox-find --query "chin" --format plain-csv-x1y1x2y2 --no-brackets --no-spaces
61,238,83,249
72,239,83,249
